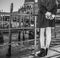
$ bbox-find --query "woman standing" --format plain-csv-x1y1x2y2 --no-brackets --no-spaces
37,0,57,57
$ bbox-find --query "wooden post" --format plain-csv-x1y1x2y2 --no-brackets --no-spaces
6,3,13,57
18,16,21,45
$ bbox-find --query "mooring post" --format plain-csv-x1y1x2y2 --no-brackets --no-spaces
6,3,13,57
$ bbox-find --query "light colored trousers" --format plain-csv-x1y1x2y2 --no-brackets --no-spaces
39,27,51,48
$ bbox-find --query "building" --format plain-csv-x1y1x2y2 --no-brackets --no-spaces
18,0,39,27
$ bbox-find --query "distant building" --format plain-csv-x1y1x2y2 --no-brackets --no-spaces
18,0,39,27
18,0,38,14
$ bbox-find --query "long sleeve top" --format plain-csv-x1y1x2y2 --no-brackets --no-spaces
37,0,57,28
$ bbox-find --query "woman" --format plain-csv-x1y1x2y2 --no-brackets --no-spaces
37,0,57,57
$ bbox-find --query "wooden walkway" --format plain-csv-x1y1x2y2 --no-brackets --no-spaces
0,45,60,58
20,45,60,58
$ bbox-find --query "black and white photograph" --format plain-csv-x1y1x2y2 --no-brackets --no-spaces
0,0,60,58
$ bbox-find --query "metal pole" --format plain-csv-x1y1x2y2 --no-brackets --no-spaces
34,16,37,56
6,3,13,57
34,0,38,56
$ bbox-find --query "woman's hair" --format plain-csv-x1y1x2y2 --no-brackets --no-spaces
57,0,60,3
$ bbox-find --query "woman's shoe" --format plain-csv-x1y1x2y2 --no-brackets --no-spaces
37,48,46,57
46,48,48,55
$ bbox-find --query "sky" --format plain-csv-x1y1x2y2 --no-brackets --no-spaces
0,0,25,12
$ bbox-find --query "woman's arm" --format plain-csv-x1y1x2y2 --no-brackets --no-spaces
39,4,47,14
50,4,57,15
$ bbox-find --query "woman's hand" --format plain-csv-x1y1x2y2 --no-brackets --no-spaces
45,12,51,17
45,12,55,20
45,12,51,19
